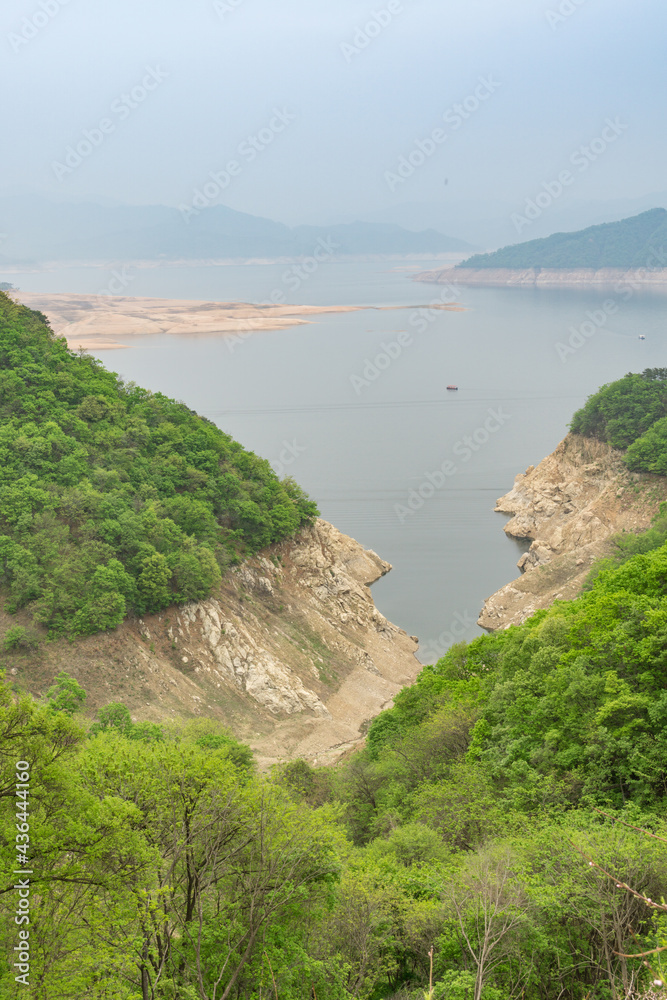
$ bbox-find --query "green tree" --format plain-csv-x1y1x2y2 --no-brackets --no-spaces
90,702,134,737
137,552,172,613
46,671,87,715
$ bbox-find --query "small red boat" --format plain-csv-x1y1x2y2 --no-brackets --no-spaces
446,385,458,391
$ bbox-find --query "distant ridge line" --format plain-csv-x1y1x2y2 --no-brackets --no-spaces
438,208,667,275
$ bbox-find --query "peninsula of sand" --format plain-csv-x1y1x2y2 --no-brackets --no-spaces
15,291,462,351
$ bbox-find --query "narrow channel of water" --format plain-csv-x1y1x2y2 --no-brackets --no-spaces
10,260,665,660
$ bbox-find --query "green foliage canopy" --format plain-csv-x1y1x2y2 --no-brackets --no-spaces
0,293,318,635
570,368,667,477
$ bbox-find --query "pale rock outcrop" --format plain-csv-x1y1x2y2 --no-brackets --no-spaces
174,600,329,717
478,434,667,630
20,519,420,767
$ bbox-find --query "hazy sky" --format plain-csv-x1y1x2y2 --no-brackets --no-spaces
2,0,666,237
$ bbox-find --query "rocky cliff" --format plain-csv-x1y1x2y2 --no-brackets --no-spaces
414,266,667,289
479,434,667,630
6,519,420,766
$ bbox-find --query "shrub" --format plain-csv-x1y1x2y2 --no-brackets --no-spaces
46,671,87,714
2,624,38,652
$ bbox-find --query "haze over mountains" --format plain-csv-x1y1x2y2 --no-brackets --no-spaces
0,196,475,266
357,192,667,250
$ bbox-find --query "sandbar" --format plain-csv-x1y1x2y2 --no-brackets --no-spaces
14,291,463,350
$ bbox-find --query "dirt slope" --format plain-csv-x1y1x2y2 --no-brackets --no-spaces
3,519,420,766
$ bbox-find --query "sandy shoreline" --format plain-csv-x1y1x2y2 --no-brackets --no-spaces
14,292,463,350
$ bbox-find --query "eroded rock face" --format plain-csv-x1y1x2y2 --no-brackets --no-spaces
16,519,419,767
173,600,329,718
478,435,667,630
162,521,405,732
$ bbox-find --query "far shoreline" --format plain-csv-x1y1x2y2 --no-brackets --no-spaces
0,251,471,275
414,265,667,290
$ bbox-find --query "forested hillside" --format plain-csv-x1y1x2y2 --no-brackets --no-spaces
571,367,667,473
0,292,317,637
5,509,667,997
4,355,667,999
293,506,667,999
459,207,667,269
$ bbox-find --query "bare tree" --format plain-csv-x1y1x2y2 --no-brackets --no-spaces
572,814,667,995
181,786,339,1000
447,846,529,1000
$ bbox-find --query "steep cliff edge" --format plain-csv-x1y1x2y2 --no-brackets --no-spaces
478,434,667,630
6,519,419,766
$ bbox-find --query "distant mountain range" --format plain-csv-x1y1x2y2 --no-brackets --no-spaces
457,208,667,269
0,196,475,265
342,193,667,248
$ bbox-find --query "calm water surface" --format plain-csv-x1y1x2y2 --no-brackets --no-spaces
11,260,667,662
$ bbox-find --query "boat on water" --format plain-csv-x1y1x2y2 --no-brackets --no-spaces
639,335,646,340
446,385,458,390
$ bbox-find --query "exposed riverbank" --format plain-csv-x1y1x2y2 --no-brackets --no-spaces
7,518,421,768
14,291,462,350
414,266,667,289
478,433,667,630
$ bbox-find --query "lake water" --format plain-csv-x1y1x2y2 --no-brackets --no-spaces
9,259,667,662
